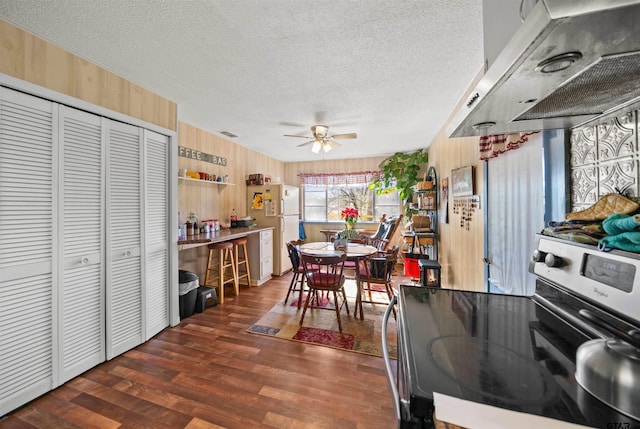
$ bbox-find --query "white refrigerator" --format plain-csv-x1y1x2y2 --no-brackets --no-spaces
247,184,300,276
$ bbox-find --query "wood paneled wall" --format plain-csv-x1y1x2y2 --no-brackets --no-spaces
178,121,285,225
0,19,176,131
427,68,486,292
427,131,485,291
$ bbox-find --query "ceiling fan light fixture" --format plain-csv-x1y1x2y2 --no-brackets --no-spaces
311,125,329,138
285,124,357,154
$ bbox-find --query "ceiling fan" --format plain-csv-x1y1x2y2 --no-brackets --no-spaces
284,125,357,153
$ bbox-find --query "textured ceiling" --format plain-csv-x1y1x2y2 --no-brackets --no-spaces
0,0,484,162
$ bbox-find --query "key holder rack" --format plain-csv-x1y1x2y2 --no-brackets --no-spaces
452,195,480,230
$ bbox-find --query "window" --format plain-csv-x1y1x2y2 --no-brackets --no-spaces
299,172,400,223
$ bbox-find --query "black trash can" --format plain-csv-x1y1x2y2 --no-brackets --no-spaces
179,270,199,319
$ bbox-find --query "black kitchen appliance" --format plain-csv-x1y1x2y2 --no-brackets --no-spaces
383,234,640,428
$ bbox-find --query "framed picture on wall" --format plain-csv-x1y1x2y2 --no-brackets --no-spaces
451,166,474,197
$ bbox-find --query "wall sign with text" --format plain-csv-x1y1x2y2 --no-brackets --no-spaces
178,146,228,166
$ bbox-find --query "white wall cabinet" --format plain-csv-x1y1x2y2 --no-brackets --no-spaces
248,228,273,285
0,86,172,416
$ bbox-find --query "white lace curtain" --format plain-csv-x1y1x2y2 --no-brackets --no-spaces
487,133,544,296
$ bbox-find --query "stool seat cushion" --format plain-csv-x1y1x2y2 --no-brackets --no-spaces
209,241,234,250
231,238,248,245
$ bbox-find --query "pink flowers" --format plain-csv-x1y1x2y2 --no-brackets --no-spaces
341,207,359,226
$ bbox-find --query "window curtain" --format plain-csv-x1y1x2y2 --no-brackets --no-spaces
298,171,380,186
487,132,543,296
480,132,538,160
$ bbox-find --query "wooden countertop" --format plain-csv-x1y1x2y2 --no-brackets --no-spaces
178,226,273,251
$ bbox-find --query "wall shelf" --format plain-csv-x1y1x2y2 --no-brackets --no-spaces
178,176,236,186
408,165,438,261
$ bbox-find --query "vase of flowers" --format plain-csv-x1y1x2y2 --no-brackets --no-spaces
341,207,359,229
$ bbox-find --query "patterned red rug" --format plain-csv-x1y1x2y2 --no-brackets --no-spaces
247,280,397,358
292,327,355,349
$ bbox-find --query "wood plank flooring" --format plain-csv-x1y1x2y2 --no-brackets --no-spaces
1,272,399,429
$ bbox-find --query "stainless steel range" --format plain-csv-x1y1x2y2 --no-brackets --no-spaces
382,234,640,429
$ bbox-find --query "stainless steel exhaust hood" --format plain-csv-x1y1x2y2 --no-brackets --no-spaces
447,0,640,138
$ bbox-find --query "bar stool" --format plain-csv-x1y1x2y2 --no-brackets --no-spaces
231,237,252,288
203,241,238,304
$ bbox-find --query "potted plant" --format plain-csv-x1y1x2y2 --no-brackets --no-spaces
368,148,429,218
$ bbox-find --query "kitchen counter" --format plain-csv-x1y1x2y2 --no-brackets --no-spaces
178,226,273,251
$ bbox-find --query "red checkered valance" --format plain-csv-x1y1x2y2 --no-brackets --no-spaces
298,171,381,186
479,132,538,160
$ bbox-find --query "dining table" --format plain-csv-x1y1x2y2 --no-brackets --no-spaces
298,241,378,320
298,241,378,259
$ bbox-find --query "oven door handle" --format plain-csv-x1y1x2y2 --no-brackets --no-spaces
382,295,402,427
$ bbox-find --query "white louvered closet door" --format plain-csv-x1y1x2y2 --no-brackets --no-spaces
143,129,169,339
58,106,105,383
105,120,143,359
0,88,56,416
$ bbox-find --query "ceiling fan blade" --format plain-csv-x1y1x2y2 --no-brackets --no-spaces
279,121,307,128
284,134,312,139
296,140,315,147
330,132,357,140
327,139,342,146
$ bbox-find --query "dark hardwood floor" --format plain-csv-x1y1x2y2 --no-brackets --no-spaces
1,272,399,429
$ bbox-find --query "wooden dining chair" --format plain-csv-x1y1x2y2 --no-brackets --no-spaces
354,245,399,320
285,240,307,309
299,253,350,332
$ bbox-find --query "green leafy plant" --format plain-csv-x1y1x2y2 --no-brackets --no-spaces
368,149,429,218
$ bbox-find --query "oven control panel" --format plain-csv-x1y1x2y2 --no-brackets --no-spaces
532,235,640,324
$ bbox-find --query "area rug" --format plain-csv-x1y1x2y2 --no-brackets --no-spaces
247,280,397,358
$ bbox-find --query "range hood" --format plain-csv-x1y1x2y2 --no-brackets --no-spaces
447,0,640,138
